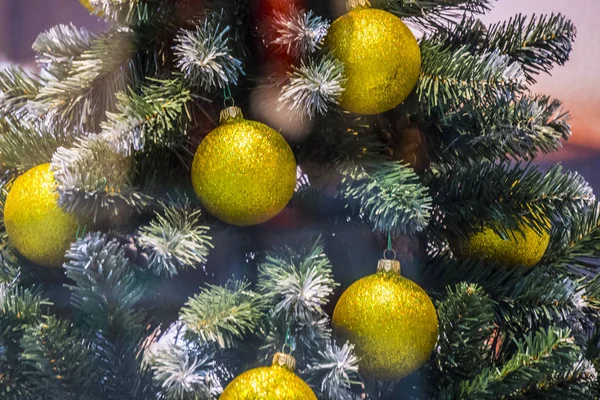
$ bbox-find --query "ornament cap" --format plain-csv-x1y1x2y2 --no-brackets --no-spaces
347,0,371,10
377,259,401,274
220,106,244,124
272,352,296,371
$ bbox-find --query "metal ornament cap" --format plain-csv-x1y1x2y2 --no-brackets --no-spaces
220,106,244,124
377,259,401,274
272,352,297,371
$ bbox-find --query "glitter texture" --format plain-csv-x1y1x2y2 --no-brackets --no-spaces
332,269,438,380
453,225,551,267
191,108,297,226
326,7,421,115
4,164,79,268
219,357,317,400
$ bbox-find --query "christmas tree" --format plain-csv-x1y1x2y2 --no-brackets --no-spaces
1,0,598,398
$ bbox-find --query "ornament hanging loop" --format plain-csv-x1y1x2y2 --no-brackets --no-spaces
223,84,235,108
383,248,396,261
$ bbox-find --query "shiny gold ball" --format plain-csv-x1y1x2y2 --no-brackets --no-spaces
452,224,551,267
191,107,297,226
4,164,80,268
333,271,438,380
326,7,421,115
220,364,317,400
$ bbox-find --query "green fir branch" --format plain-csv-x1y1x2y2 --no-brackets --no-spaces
279,55,346,119
373,0,493,29
34,29,141,131
19,317,101,400
0,66,44,117
0,117,81,173
434,283,495,383
64,233,146,336
33,23,95,77
419,40,525,116
174,18,244,91
271,9,330,57
257,238,337,323
305,341,360,400
434,94,570,162
152,343,220,400
341,160,432,235
180,281,266,349
87,0,179,26
429,162,594,238
100,78,192,156
542,203,600,276
51,135,150,222
137,198,213,278
453,329,582,399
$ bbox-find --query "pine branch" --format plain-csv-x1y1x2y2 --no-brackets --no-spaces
137,198,213,278
180,280,266,349
542,203,600,276
279,55,346,119
425,251,586,333
51,135,150,222
34,28,141,131
0,66,44,117
152,343,220,400
33,23,95,77
429,162,594,239
419,40,526,116
434,283,495,384
88,0,179,26
271,9,330,58
257,238,337,323
453,329,581,399
0,116,81,173
434,94,570,162
305,341,360,400
100,78,192,156
341,160,432,235
0,251,20,286
0,286,47,344
64,233,146,336
174,18,244,91
373,0,493,29
19,317,101,400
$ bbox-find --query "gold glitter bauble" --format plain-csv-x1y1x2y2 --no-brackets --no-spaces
326,6,421,115
333,260,438,380
452,224,551,267
191,107,297,226
4,164,79,268
220,353,317,400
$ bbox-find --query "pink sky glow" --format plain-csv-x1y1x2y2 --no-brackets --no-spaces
483,0,600,159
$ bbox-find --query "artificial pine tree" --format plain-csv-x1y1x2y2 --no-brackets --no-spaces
0,0,599,399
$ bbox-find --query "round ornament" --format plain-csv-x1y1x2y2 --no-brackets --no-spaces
333,259,438,380
451,223,550,267
4,164,80,268
220,353,317,400
191,106,297,226
326,1,421,115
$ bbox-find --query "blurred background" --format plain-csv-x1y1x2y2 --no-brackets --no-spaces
0,0,599,188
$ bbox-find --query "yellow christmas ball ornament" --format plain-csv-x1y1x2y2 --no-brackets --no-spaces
191,106,297,226
220,353,317,400
4,164,80,268
451,223,551,267
333,258,438,380
326,1,421,114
